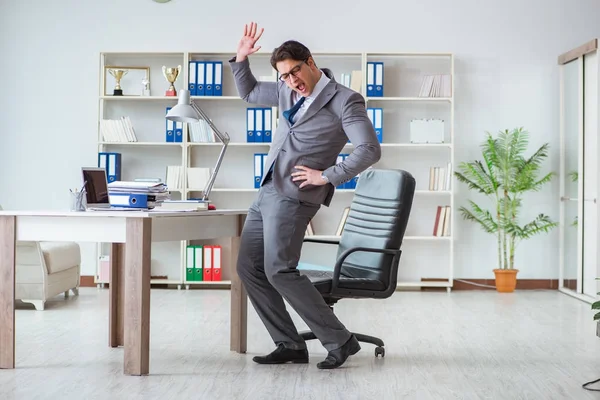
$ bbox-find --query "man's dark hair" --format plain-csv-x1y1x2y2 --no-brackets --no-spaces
270,40,313,69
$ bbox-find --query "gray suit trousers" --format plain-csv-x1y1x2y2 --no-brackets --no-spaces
236,179,351,352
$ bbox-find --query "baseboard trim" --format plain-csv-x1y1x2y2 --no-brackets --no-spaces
79,275,169,288
80,275,96,287
421,278,559,290
80,275,561,290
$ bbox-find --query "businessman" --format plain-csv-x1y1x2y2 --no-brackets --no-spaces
230,22,381,369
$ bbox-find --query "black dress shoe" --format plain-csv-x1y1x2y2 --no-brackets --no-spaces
252,343,309,364
317,335,361,369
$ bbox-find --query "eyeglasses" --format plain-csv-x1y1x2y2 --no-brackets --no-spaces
279,61,306,82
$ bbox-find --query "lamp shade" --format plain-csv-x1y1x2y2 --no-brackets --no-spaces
165,89,200,123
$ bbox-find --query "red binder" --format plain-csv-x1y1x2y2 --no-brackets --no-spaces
203,245,213,281
212,245,222,281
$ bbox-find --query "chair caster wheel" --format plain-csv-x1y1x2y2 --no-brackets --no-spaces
375,346,385,358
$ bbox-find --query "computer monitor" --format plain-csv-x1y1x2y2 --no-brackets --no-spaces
82,167,110,208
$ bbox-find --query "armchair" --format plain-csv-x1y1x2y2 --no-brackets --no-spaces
298,169,416,358
0,205,81,310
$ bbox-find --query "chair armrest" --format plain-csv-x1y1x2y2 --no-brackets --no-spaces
330,246,402,298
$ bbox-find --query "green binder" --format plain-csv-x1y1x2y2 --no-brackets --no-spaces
193,245,203,281
186,245,195,282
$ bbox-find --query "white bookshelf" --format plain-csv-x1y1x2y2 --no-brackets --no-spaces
94,51,454,292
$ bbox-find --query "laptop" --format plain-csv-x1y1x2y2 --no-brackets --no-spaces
82,167,146,211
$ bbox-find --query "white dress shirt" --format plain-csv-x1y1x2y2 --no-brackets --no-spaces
290,70,330,123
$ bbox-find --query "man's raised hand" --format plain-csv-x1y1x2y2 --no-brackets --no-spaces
236,22,264,62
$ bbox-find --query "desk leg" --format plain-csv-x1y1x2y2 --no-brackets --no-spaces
0,216,16,369
124,218,151,376
109,243,125,347
230,214,247,353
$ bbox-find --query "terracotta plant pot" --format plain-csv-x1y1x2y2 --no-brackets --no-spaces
493,269,519,293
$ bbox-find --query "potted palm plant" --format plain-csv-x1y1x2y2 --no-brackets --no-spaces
454,127,557,292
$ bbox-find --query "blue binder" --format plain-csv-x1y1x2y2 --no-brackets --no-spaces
109,193,151,208
196,61,205,96
367,107,383,143
213,61,223,96
98,152,121,183
263,108,272,142
254,108,263,142
254,153,263,188
188,61,197,95
366,62,375,97
247,108,255,142
374,62,384,97
166,107,175,142
175,121,183,142
205,61,214,96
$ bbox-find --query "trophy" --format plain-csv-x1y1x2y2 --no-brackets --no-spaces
108,68,128,96
162,65,181,96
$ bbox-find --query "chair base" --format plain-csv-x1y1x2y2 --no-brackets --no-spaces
299,330,386,358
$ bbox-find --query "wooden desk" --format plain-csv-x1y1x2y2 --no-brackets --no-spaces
0,209,248,375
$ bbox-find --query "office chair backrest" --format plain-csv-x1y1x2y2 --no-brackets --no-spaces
336,169,415,287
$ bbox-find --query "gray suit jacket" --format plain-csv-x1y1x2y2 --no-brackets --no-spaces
230,57,381,207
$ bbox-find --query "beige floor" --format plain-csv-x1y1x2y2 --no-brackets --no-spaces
1,287,600,400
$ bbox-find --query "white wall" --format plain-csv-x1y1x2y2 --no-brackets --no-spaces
1,0,599,278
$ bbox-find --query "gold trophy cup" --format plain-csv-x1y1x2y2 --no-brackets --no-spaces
162,65,181,96
108,68,128,96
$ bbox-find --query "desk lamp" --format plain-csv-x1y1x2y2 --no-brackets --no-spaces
165,89,230,203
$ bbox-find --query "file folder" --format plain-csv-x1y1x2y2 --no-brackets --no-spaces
247,108,255,142
205,61,214,96
367,108,383,143
99,152,122,183
196,61,205,96
109,192,151,208
186,245,195,281
107,153,121,182
166,107,175,142
213,61,223,96
366,62,375,97
254,153,263,188
374,108,383,142
212,245,222,281
98,152,107,172
263,108,272,142
194,245,203,281
203,245,213,281
255,108,263,142
175,121,183,142
188,61,197,95
374,62,384,96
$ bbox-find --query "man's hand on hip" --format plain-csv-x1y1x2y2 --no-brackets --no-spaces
292,166,328,188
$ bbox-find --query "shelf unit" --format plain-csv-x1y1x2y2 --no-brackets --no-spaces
94,50,454,291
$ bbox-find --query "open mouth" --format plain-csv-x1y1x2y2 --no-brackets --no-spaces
296,82,306,93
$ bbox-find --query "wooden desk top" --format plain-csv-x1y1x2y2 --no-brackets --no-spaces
0,209,248,218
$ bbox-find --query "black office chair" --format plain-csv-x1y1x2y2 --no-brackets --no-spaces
298,168,416,358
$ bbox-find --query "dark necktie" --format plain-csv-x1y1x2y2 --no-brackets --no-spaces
262,96,306,182
282,96,306,125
